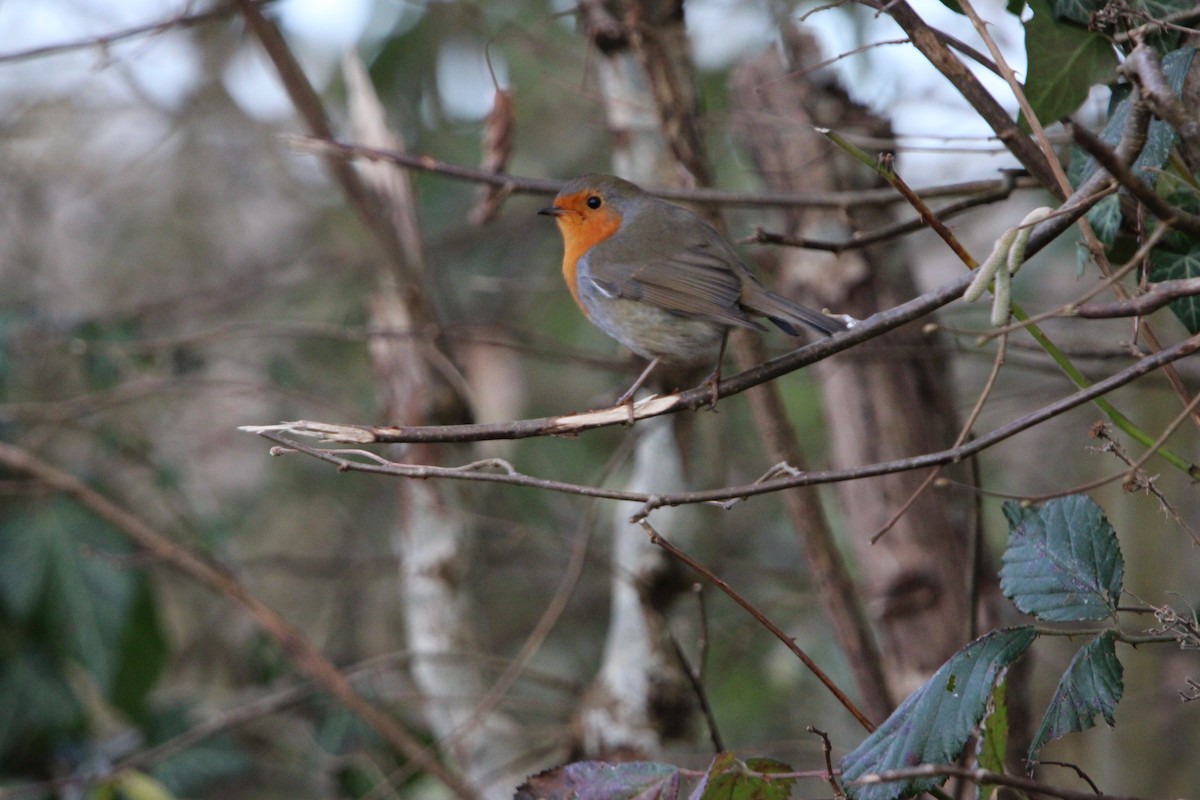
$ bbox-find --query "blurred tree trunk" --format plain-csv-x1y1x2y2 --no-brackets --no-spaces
343,56,532,798
571,0,700,760
731,29,1010,698
575,0,894,752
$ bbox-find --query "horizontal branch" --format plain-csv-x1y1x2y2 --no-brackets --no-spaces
289,136,1037,210
1074,278,1200,318
1069,120,1200,237
745,170,1021,252
249,332,1200,516
0,1,276,65
241,269,977,444
850,763,1149,800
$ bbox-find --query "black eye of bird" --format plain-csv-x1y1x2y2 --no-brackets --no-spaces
586,195,602,209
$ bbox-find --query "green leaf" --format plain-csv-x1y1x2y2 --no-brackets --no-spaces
0,500,163,703
1049,0,1101,25
999,496,1124,621
146,708,252,796
1086,194,1122,247
1070,48,1195,190
1029,631,1123,760
109,577,169,723
840,628,1036,800
1021,0,1118,131
976,679,1009,800
514,761,681,800
695,752,795,800
0,648,84,758
1149,242,1200,333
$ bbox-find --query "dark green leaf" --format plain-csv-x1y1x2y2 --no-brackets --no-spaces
148,717,252,798
514,761,681,800
0,510,54,617
976,679,1009,800
1000,496,1124,621
1029,632,1123,760
695,752,795,800
1149,243,1200,333
1022,0,1117,131
0,649,84,757
1086,194,1122,246
47,505,137,693
1049,0,1101,25
840,628,1036,800
1070,48,1195,190
109,577,169,723
0,500,152,697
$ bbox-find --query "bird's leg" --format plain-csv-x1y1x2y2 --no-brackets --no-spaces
700,333,728,411
615,357,661,423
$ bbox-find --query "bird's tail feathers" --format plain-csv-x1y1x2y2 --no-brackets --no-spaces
749,288,846,337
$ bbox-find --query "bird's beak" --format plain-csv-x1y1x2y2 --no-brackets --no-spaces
537,205,567,217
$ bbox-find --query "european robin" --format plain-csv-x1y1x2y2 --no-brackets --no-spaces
539,173,845,404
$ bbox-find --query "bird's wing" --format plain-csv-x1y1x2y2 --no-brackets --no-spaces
588,234,765,330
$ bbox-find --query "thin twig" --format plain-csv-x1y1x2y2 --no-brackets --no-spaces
640,521,876,733
0,1,276,65
870,332,1008,543
849,763,1150,800
744,171,1019,252
291,136,1039,209
1070,122,1200,237
807,726,847,800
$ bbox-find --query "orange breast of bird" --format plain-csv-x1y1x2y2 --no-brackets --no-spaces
548,191,623,316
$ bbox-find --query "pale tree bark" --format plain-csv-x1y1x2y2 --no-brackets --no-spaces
571,0,701,759
731,29,1009,699
573,0,894,751
344,56,534,798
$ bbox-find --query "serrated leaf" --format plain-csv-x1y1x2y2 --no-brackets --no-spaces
1000,496,1124,621
976,679,1008,800
1021,0,1117,132
1149,243,1200,333
692,752,794,800
515,761,681,800
840,628,1036,800
1029,631,1123,760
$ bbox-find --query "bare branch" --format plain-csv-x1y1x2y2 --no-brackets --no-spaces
1122,43,1200,171
870,0,1062,193
1070,119,1200,237
849,763,1151,800
0,1,276,65
744,171,1020,252
247,332,1200,510
241,269,974,445
641,520,876,733
290,135,1036,210
1075,278,1200,318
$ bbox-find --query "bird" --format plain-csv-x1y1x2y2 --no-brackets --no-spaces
538,173,845,405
